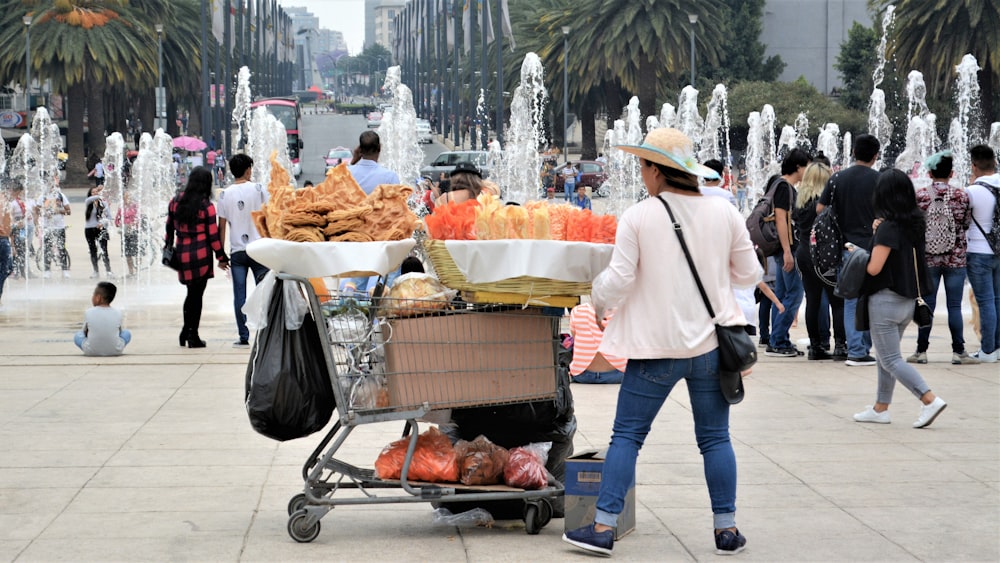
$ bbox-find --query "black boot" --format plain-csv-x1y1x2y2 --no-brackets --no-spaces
832,340,848,361
186,330,207,348
808,345,831,360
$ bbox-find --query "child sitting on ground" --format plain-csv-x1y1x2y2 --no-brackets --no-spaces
74,282,132,356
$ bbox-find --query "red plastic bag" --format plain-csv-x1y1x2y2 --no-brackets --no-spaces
374,426,460,483
455,435,509,485
503,442,551,490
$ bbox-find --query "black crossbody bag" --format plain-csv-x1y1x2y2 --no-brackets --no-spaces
655,195,755,404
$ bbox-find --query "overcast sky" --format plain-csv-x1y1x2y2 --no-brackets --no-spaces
277,0,367,54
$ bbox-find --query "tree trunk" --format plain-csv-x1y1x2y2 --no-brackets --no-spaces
980,56,994,135
166,98,179,137
187,103,201,138
602,80,625,129
580,100,597,160
139,91,155,138
638,55,657,132
86,81,107,158
65,82,88,186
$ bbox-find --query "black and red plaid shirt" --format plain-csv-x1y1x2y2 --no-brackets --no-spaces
166,197,226,284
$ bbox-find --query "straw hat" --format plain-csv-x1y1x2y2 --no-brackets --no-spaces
617,127,720,180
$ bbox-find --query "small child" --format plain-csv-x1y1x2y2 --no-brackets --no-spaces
74,282,131,356
736,250,784,338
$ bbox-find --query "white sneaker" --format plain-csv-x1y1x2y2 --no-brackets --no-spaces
853,406,891,424
970,349,999,363
42,271,51,279
62,271,71,279
913,397,947,428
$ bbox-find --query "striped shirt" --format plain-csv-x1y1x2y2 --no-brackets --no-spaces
569,303,627,376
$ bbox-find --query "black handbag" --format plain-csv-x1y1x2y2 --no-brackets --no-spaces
912,249,933,328
161,245,180,270
855,294,870,331
655,196,755,404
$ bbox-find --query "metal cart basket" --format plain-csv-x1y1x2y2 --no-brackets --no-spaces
273,272,565,543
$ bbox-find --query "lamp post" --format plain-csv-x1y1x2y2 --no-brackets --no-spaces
562,26,570,164
688,14,698,86
23,15,32,129
155,24,164,131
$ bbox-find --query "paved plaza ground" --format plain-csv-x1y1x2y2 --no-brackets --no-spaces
1,191,997,562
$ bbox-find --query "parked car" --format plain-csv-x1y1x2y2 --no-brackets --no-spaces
324,147,353,172
416,120,432,144
366,111,383,128
420,150,491,179
551,160,608,192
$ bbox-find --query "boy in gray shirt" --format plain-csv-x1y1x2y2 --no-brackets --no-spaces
74,282,131,356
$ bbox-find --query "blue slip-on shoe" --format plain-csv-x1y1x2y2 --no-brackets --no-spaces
715,528,747,555
563,523,614,557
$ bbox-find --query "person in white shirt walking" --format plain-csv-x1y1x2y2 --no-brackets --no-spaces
217,154,269,347
966,144,1000,362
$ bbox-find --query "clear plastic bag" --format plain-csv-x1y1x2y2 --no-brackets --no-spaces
431,508,494,528
242,271,277,331
503,442,552,490
283,280,311,330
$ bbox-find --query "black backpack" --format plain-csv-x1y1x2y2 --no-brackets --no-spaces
810,184,843,286
746,177,785,257
971,180,1000,254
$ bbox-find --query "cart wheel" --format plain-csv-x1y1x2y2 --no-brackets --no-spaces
287,493,307,515
287,509,321,543
523,500,552,535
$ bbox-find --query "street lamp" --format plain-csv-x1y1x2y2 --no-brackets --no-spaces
562,26,570,164
23,15,32,129
155,23,164,131
688,14,698,86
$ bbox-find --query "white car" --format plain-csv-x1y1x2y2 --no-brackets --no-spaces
416,121,432,144
367,111,383,128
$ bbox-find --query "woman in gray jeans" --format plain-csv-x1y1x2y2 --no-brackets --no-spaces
853,169,947,428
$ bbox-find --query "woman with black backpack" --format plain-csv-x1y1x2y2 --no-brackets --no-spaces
793,159,846,360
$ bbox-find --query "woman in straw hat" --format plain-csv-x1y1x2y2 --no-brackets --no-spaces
563,128,761,557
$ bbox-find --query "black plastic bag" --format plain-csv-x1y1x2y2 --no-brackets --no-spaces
245,279,334,441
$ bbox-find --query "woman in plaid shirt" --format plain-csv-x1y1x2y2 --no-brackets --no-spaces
166,167,229,348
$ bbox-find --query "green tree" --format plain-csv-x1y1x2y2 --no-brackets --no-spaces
834,22,879,112
871,0,1000,128
706,0,784,83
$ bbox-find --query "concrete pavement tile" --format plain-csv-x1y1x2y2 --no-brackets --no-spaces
637,461,797,487
0,512,62,542
20,390,175,423
105,448,276,468
739,427,899,445
942,460,1000,483
809,480,998,509
0,540,30,562
1,422,141,451
122,430,270,450
0,488,80,515
0,368,79,389
1,448,116,468
0,390,55,421
17,537,244,562
39,510,252,540
0,467,99,489
753,442,934,465
186,364,251,389
85,465,269,489
851,506,999,561
773,459,976,485
635,484,716,510
65,485,263,513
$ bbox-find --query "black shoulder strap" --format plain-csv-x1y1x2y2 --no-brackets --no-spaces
970,181,999,240
654,195,717,320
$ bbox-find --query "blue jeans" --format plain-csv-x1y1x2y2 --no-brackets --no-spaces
572,369,624,384
230,250,269,342
916,266,967,353
0,237,10,302
595,352,737,530
841,249,872,358
74,329,132,351
967,253,1000,354
769,252,804,349
869,289,931,404
565,181,575,201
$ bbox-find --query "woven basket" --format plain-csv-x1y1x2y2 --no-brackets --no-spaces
424,239,592,296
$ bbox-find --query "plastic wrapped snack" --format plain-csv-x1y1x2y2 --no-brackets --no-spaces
454,435,510,486
384,273,457,316
374,426,460,483
503,442,552,490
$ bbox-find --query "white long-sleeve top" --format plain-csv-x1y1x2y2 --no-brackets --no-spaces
592,192,762,360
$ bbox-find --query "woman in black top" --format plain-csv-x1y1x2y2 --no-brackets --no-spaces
853,169,947,429
793,161,845,360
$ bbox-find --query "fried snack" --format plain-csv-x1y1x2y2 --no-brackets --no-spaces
282,211,328,228
322,218,368,237
528,204,551,240
548,204,573,241
329,231,374,242
474,205,493,240
316,162,368,210
251,210,269,238
361,184,418,241
283,226,324,242
504,205,530,239
327,205,373,223
269,151,293,191
567,209,596,242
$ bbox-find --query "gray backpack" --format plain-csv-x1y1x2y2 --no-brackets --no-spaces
924,187,956,255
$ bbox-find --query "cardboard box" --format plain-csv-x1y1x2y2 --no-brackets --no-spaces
384,311,558,409
564,449,636,540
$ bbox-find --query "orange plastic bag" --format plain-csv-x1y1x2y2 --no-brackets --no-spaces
374,426,460,483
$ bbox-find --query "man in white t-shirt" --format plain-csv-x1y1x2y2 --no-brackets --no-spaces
967,144,1000,362
217,154,270,347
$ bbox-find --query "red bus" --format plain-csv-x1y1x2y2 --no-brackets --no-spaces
250,97,303,177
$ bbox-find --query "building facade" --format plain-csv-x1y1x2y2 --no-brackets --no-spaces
365,0,407,49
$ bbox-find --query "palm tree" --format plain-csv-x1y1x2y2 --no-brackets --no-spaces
0,0,157,181
872,0,1000,130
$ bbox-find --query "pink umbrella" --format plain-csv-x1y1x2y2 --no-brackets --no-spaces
172,136,208,151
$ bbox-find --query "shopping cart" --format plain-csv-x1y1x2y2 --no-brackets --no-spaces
273,272,566,543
